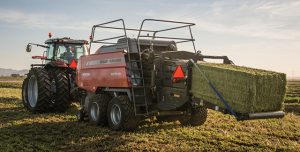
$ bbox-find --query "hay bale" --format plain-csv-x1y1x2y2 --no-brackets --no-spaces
191,63,286,114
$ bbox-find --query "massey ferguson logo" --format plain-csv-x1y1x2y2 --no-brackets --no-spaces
86,58,122,66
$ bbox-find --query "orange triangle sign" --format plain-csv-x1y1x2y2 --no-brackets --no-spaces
173,65,185,79
69,59,77,69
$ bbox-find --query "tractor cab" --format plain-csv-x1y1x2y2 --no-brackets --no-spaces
26,36,89,68
44,37,89,65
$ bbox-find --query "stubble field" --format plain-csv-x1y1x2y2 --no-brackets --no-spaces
0,77,299,151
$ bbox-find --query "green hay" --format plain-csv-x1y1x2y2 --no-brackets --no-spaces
191,63,286,114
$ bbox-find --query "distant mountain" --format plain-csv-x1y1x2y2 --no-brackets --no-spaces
288,77,300,81
0,68,29,76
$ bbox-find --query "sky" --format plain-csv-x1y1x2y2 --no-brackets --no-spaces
0,0,299,77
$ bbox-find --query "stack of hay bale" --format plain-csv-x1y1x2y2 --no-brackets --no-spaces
191,63,286,114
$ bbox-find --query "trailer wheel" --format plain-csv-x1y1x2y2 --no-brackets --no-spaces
88,93,111,126
179,106,207,126
26,68,52,113
22,77,29,110
107,95,139,131
49,68,71,112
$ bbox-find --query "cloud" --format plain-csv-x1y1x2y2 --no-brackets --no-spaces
257,0,300,17
0,9,94,30
1,1,300,40
203,1,300,40
146,0,300,40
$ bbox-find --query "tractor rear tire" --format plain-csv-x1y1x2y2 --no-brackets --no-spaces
22,77,29,110
49,68,71,112
88,93,111,126
107,95,139,131
179,106,208,126
25,68,52,113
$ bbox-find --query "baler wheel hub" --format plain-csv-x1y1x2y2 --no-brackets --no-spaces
110,104,121,125
90,102,100,121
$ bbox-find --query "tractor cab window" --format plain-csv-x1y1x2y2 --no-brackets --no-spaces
55,44,85,64
45,44,54,63
56,45,75,64
74,45,85,59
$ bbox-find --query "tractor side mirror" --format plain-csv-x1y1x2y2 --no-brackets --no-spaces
26,44,32,52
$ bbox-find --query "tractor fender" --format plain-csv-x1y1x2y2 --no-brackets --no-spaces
45,60,68,69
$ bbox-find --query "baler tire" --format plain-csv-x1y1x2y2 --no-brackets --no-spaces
179,106,208,126
107,95,139,131
22,77,29,110
26,68,52,113
88,93,111,126
49,68,71,112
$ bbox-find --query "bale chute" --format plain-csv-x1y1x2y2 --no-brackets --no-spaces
190,61,286,118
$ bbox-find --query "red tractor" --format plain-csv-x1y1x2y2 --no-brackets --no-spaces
22,35,89,113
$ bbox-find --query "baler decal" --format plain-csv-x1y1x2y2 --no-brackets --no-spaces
81,73,91,77
86,58,123,66
110,72,122,76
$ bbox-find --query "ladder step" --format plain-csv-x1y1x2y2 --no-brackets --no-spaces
134,95,145,97
135,103,147,107
130,77,144,79
135,113,147,116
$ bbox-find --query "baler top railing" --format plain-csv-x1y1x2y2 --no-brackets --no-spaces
89,19,127,54
137,19,196,53
89,19,197,54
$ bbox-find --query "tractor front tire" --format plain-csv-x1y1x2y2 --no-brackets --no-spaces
88,93,111,126
25,68,52,113
179,106,208,126
107,95,139,131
